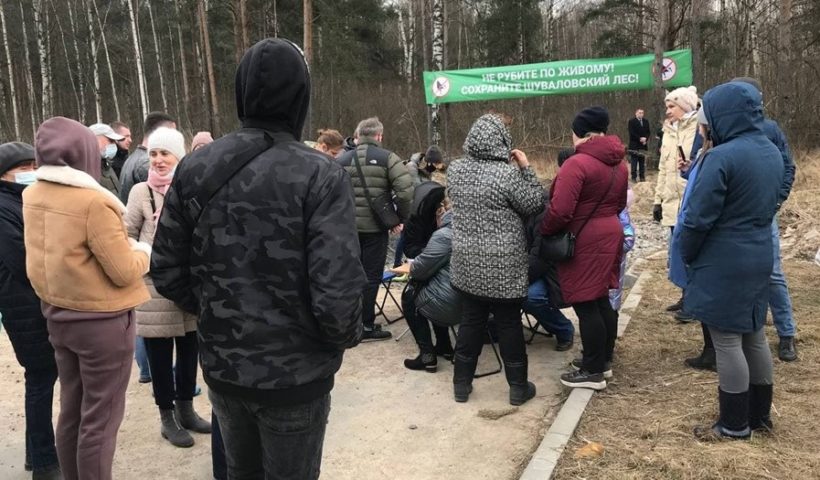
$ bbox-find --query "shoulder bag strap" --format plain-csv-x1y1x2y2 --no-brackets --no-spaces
185,131,275,223
146,183,157,214
574,166,618,238
351,145,379,213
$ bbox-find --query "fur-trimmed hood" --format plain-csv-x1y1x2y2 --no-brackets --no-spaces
36,165,127,215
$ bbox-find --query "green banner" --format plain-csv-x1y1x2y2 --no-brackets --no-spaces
423,49,692,105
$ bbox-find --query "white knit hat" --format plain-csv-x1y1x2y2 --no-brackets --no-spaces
147,127,186,161
665,86,699,113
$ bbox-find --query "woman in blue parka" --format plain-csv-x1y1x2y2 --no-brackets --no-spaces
678,81,784,440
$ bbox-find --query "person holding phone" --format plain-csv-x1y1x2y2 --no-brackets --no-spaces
653,86,700,320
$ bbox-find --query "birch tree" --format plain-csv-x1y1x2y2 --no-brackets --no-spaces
429,0,444,145
92,0,121,120
67,0,87,122
33,0,51,119
127,0,149,120
198,0,219,132
85,0,102,122
19,4,38,133
50,0,82,120
0,1,20,138
146,0,168,111
173,0,190,125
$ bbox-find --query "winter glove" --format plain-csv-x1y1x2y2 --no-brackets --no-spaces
652,204,662,223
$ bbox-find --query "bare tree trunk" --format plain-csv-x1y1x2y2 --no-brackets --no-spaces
85,0,102,122
778,0,793,128
127,0,149,120
651,0,670,170
173,0,191,126
239,0,249,53
398,2,414,84
430,0,443,146
166,21,182,122
0,1,20,138
146,0,168,111
50,0,82,120
303,0,313,137
68,0,88,122
92,0,121,120
19,4,38,132
33,0,52,119
198,0,219,133
691,0,703,87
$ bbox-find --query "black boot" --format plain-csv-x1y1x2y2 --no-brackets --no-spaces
160,409,195,447
749,383,774,432
778,336,797,362
505,359,536,406
175,400,212,434
404,351,438,372
665,296,684,312
694,389,751,440
686,323,716,371
453,354,477,403
32,465,63,480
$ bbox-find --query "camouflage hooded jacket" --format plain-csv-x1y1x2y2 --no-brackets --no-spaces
150,38,365,405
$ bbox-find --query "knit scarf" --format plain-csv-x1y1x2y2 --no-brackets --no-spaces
146,168,173,223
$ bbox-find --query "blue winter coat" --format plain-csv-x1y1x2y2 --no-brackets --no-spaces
678,82,784,333
669,151,704,289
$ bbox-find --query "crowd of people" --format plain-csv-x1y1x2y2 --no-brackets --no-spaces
0,36,802,479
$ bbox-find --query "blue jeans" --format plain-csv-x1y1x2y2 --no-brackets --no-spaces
523,278,575,343
209,390,331,480
135,335,150,379
770,218,796,337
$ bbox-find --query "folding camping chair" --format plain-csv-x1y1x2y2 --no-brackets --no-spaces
522,311,553,345
376,271,406,324
447,325,503,378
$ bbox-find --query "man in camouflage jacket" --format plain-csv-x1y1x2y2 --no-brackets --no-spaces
150,38,365,479
337,117,414,340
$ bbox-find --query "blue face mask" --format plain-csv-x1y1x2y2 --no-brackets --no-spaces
103,143,117,160
14,171,37,186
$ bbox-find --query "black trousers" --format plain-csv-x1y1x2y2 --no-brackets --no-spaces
454,297,526,377
144,331,199,410
573,297,619,374
401,286,452,353
630,150,646,180
358,231,389,329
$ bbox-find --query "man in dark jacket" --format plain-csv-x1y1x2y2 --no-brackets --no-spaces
627,108,651,182
109,121,132,177
0,142,61,480
732,76,798,362
150,38,365,479
338,117,414,341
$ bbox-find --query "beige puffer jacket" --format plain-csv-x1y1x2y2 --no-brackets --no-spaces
125,182,197,338
654,112,699,227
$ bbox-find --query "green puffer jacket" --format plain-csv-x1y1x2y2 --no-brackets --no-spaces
337,138,414,233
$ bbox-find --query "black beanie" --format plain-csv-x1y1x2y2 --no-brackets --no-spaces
425,145,443,164
0,142,35,176
571,106,609,138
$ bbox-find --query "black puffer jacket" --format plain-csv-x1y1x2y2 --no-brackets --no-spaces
151,38,366,405
0,181,55,370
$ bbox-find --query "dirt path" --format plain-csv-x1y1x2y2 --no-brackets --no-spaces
0,294,576,480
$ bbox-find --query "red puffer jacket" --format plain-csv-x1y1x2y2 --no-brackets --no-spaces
541,135,628,304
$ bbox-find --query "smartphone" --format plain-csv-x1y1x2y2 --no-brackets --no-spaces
677,145,686,162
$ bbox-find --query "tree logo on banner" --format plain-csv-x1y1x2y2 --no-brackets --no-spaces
659,57,677,82
432,76,451,98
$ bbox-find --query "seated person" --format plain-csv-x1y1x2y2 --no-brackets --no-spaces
523,150,576,351
402,198,459,372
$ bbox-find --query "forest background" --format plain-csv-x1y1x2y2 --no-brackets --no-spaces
0,0,818,161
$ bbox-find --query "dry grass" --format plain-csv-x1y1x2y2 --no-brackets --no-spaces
551,258,820,480
780,150,820,261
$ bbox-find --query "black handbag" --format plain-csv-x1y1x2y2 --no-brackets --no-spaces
352,149,401,231
539,166,617,263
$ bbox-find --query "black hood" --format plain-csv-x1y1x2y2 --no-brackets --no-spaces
235,38,310,140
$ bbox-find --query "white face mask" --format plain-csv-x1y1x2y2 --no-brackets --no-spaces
14,171,37,186
102,143,117,160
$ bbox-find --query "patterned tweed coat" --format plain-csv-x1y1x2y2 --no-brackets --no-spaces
447,114,544,300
